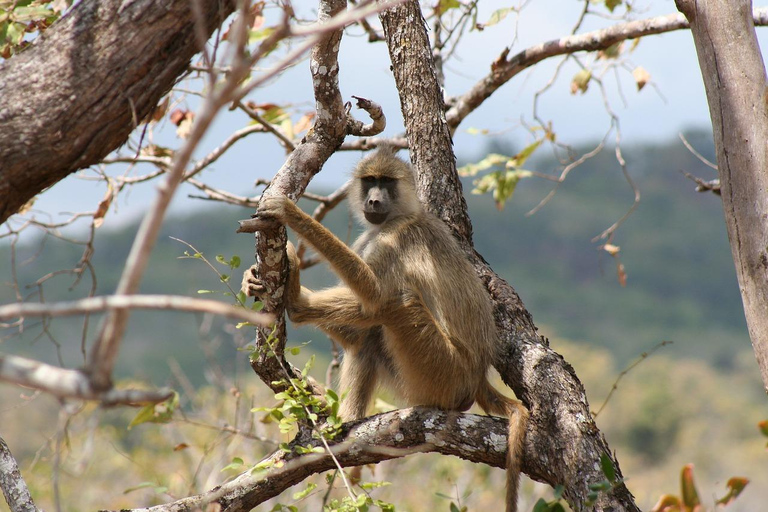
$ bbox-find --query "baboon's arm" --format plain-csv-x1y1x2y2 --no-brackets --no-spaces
257,196,383,309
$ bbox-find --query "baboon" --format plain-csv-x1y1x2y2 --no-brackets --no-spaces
243,148,528,512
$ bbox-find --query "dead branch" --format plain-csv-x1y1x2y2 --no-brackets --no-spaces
681,171,721,195
345,96,386,136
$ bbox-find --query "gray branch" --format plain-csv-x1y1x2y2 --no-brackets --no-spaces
0,354,173,405
445,8,768,131
0,436,39,512
99,408,511,512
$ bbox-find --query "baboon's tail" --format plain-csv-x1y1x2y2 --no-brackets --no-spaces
476,378,529,512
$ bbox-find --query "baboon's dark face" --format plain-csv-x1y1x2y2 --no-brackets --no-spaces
360,175,397,225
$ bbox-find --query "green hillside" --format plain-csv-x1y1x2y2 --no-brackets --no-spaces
0,130,752,385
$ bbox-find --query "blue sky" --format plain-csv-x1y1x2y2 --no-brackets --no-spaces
20,1,768,226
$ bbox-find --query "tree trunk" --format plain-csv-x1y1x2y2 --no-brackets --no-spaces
0,0,235,223
676,0,768,391
379,2,640,510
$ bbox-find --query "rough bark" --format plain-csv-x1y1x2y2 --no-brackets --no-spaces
0,0,236,223
676,0,768,391
380,2,639,511
0,436,39,512
242,0,350,398
102,408,512,512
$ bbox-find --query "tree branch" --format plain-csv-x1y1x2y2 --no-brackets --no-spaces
0,354,173,405
101,408,512,512
243,0,354,398
445,8,768,131
0,294,273,327
0,0,237,223
0,435,39,512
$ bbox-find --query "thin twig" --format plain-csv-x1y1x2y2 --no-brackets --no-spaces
592,340,673,418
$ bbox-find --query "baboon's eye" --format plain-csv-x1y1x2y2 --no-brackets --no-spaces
379,176,395,183
362,176,376,183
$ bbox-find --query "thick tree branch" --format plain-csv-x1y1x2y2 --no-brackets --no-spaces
243,0,356,397
102,408,513,512
380,2,639,510
0,0,236,224
676,0,768,391
445,8,768,131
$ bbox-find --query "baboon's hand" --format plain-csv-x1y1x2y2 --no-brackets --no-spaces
241,265,267,298
255,196,295,224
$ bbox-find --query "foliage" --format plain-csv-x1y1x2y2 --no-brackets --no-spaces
0,0,70,57
650,464,748,512
458,136,549,210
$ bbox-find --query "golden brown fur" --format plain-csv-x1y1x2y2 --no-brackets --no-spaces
243,148,528,512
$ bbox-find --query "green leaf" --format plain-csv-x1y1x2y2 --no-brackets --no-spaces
13,5,54,21
457,153,508,177
220,457,245,472
599,41,622,59
758,419,768,437
435,0,460,16
251,459,274,473
680,464,700,508
359,481,391,491
484,7,512,27
532,498,549,512
465,127,489,136
127,392,179,429
292,482,317,500
123,481,167,495
5,21,24,45
570,69,592,94
605,0,622,12
589,481,611,492
716,477,749,506
354,493,369,507
508,139,542,168
651,494,681,511
450,503,460,512
600,453,617,482
197,289,214,294
249,26,275,44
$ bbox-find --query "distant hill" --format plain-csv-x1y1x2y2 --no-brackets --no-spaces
0,129,750,387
